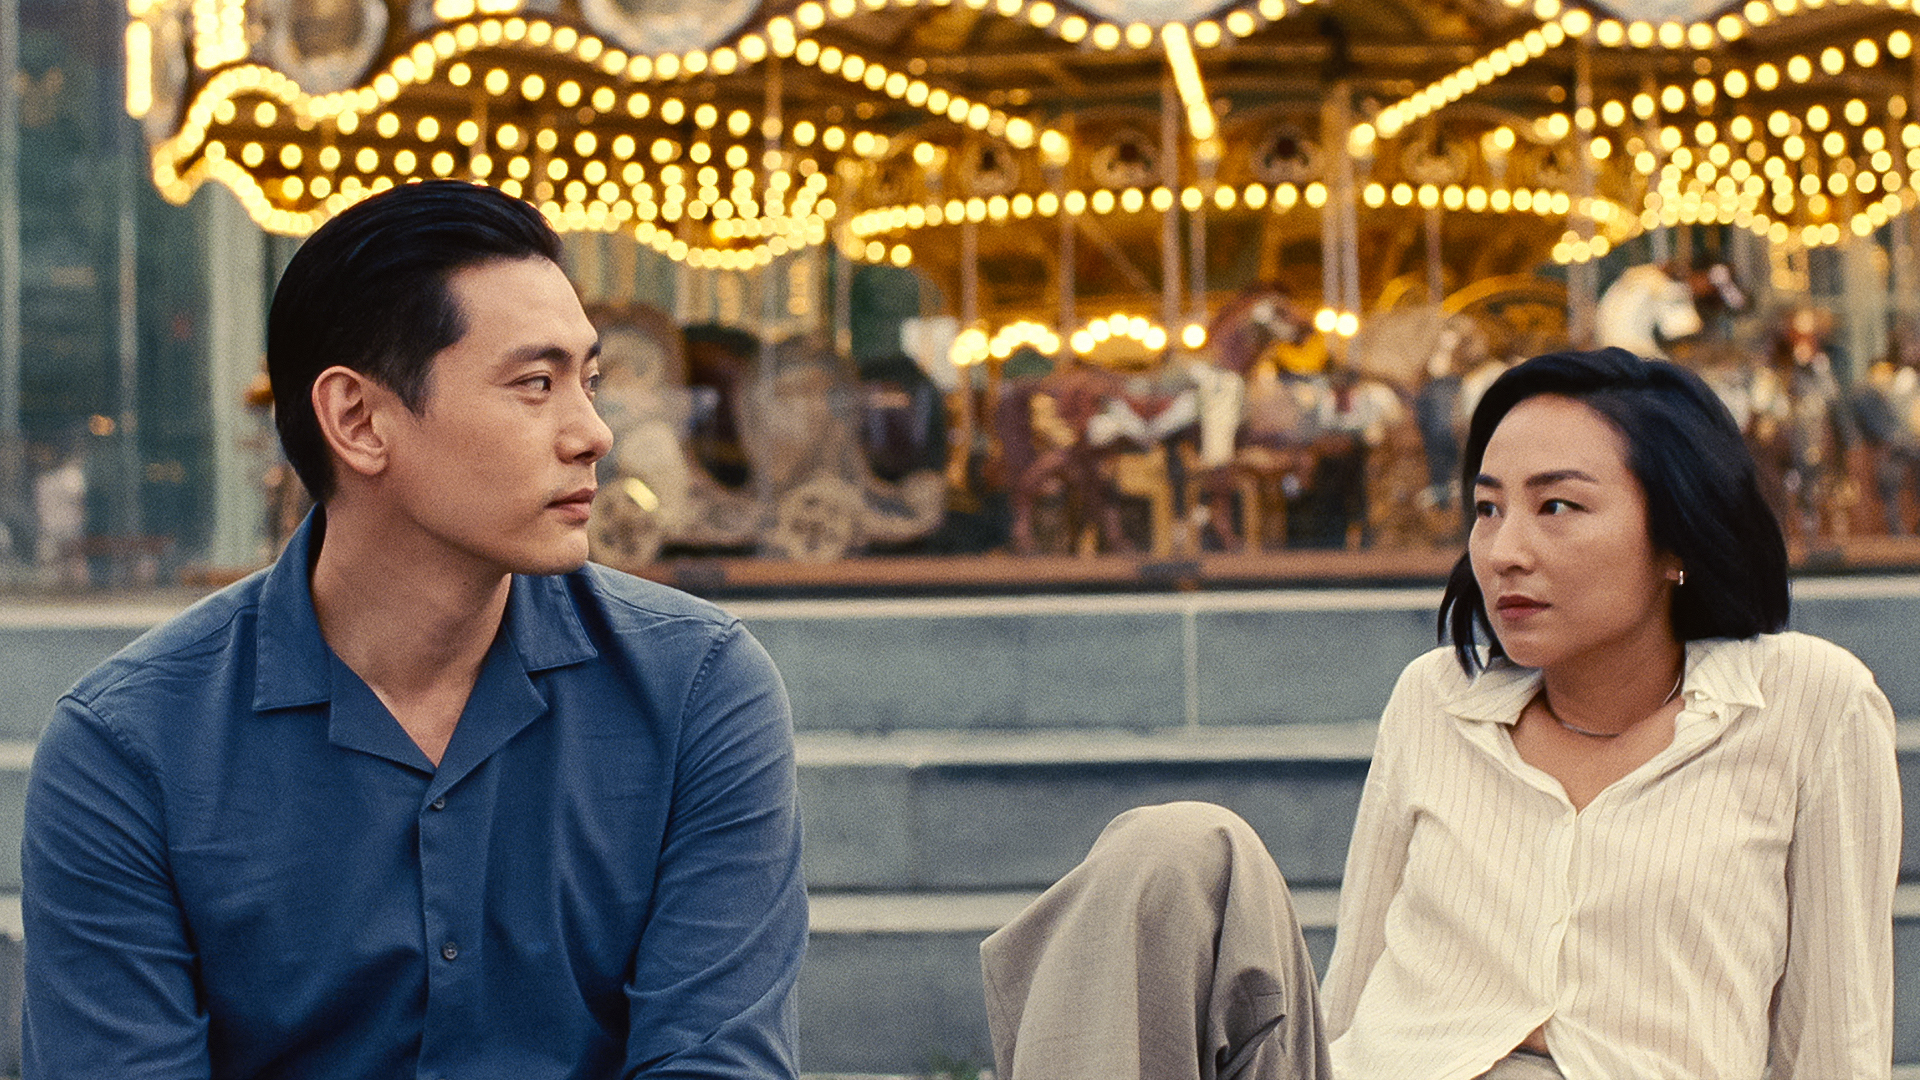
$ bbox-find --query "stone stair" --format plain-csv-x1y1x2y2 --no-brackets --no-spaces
0,578,1915,1075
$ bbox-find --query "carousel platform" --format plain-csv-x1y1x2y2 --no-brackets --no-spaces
0,575,1914,1075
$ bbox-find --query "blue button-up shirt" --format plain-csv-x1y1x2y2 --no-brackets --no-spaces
22,514,807,1079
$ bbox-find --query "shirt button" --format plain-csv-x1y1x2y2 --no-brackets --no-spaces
441,941,459,961
430,796,447,811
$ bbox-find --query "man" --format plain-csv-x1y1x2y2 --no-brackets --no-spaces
21,180,808,1079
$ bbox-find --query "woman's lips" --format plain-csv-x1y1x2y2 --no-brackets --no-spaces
1495,597,1548,620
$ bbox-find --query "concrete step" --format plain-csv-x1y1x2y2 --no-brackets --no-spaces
796,883,1920,1075
735,576,1920,734
0,880,1907,1077
11,576,1920,740
795,723,1920,893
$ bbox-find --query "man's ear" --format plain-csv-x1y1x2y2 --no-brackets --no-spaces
312,366,399,481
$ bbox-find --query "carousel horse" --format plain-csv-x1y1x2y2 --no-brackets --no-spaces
1183,283,1316,550
999,359,1135,555
1594,260,1748,359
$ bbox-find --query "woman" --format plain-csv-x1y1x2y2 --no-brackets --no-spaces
981,348,1901,1080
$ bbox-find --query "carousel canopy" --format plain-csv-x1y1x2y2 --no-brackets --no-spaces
125,0,1920,291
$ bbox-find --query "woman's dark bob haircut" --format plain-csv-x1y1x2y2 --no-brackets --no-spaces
1439,346,1789,674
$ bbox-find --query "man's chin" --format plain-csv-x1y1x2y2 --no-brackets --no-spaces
512,540,593,578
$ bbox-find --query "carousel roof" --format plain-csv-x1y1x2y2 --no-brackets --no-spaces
125,0,1920,282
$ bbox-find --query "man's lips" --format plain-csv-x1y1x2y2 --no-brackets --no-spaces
550,488,596,522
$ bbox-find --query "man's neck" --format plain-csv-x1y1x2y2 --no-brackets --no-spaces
308,501,511,761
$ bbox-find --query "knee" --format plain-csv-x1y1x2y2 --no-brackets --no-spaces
1088,801,1271,889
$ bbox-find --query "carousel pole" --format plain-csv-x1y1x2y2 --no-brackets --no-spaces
954,137,982,500
1567,39,1598,347
1424,207,1443,304
1190,137,1215,329
1319,89,1341,356
1051,120,1075,338
961,188,980,328
1160,70,1183,336
1321,81,1355,361
1337,89,1359,339
759,54,783,352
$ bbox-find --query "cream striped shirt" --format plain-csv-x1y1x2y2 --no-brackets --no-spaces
1321,632,1900,1080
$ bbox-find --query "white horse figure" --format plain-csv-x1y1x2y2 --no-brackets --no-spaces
1594,263,1703,359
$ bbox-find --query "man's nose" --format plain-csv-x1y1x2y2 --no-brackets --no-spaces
564,392,613,464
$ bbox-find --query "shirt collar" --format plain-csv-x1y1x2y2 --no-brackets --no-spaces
253,508,599,713
1443,637,1768,727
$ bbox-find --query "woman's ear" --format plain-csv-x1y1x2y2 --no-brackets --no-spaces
311,366,396,482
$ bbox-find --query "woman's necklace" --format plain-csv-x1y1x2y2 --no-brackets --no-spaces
1542,669,1684,739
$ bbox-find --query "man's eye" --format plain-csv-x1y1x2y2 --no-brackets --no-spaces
522,375,553,392
585,373,603,397
1474,500,1499,518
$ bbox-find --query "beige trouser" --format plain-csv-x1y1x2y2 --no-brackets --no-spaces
979,802,1333,1080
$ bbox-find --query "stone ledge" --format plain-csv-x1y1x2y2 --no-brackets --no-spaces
798,720,1920,765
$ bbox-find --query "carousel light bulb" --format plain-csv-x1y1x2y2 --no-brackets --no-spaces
1597,20,1624,46
1092,23,1120,49
1125,22,1153,48
1845,99,1868,125
1059,15,1087,41
1821,46,1845,75
1893,31,1915,59
1755,63,1779,90
1787,55,1812,82
1807,104,1829,131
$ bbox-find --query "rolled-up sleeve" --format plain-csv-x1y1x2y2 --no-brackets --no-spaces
623,623,807,1079
23,696,211,1080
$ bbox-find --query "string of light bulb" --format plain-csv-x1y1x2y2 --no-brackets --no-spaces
1367,2,1916,144
144,10,1061,222
778,0,1300,55
848,179,1623,251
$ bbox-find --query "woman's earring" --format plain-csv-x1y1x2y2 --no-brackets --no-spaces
1669,568,1686,587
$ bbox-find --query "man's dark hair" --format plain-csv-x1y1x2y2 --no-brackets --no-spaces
1439,346,1789,674
267,180,563,501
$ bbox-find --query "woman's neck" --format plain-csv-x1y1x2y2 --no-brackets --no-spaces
1537,630,1685,736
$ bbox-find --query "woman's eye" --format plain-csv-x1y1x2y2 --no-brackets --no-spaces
1541,498,1578,514
1474,500,1499,518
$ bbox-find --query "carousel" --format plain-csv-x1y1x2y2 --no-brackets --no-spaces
126,0,1920,587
